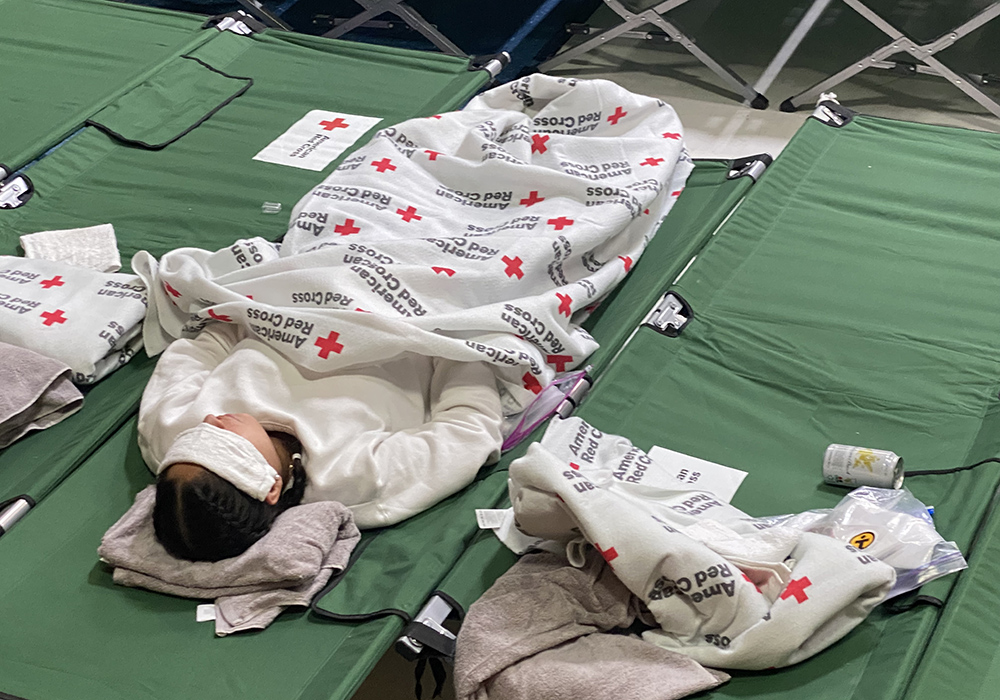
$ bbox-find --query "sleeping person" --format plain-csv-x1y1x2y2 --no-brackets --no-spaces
137,322,503,562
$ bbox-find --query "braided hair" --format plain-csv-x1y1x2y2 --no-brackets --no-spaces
153,434,308,562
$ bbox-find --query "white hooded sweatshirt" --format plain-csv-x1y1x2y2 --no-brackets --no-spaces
137,324,503,528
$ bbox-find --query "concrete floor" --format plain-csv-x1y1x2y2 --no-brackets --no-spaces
350,5,1000,699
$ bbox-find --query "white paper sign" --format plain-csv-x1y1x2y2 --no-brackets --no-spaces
647,445,748,503
252,110,383,171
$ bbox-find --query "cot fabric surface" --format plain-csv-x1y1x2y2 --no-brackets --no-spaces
0,156,754,699
447,112,1000,700
0,0,207,171
0,9,489,510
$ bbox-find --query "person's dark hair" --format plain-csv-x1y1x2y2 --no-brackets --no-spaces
153,435,307,562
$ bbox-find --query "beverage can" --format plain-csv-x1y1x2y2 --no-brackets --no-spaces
823,444,904,489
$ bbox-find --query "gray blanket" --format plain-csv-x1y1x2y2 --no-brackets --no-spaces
99,486,360,636
0,340,82,448
454,551,729,700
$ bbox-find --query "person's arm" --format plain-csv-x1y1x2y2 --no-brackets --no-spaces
359,359,504,526
137,324,243,472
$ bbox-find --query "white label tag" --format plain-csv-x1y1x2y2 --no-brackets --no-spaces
476,508,508,530
196,604,217,623
647,446,748,503
252,110,383,171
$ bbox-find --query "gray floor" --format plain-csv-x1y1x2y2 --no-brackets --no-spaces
354,5,1000,699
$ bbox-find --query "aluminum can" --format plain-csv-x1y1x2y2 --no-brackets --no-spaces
823,444,904,489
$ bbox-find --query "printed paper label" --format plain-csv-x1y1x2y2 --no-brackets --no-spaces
647,446,748,503
252,110,383,171
475,508,508,530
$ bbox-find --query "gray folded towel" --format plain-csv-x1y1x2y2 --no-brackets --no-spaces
0,340,83,448
454,551,729,700
98,486,360,636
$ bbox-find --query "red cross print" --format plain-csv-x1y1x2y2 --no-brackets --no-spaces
40,309,67,326
531,134,550,154
569,462,580,470
424,149,441,161
780,577,812,604
662,132,681,140
522,372,542,395
335,218,360,236
429,114,443,119
547,354,573,372
320,118,349,131
39,275,64,289
548,216,574,231
520,190,544,207
641,157,665,167
502,255,524,280
314,331,344,359
432,267,455,277
164,282,182,298
607,106,627,125
671,189,684,197
595,543,619,564
207,309,232,323
556,292,573,317
371,158,396,173
355,307,370,313
397,206,421,222
644,208,650,215
618,255,633,272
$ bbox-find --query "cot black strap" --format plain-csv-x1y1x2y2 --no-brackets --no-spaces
414,657,448,699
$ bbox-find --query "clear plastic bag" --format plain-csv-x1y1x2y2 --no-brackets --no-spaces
501,369,591,452
751,487,967,599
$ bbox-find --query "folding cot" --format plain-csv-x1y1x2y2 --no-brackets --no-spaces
538,0,769,108
431,105,1000,700
0,0,492,531
0,0,768,696
230,0,604,81
770,0,1000,120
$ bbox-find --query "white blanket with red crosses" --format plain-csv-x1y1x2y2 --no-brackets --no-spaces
132,74,693,413
0,256,147,384
507,417,897,670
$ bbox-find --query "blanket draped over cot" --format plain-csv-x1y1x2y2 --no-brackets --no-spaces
134,75,693,412
509,418,896,670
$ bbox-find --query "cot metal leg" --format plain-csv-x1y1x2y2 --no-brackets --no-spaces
322,0,466,57
781,0,1000,119
322,0,400,39
540,0,766,108
645,13,767,107
754,0,833,98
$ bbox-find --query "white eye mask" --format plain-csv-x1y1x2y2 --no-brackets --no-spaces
161,423,279,501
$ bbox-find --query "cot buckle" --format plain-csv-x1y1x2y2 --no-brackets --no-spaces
396,592,459,662
0,167,34,209
811,100,855,127
206,10,267,35
644,291,693,337
0,495,34,536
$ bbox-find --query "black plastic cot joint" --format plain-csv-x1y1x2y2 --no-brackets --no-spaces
468,52,511,79
750,93,769,110
779,97,798,113
727,153,773,182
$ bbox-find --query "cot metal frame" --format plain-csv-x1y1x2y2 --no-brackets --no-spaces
776,0,1000,120
539,0,768,109
319,0,466,56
